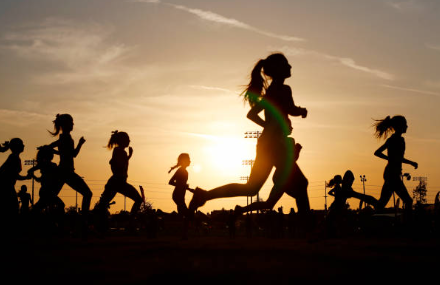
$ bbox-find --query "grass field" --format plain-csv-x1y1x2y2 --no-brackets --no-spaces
6,224,440,285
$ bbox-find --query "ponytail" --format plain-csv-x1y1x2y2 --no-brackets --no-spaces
107,130,129,149
373,115,406,139
241,53,290,107
241,59,267,107
107,130,119,149
49,114,73,136
0,141,10,152
326,175,342,188
169,153,190,174
168,164,178,174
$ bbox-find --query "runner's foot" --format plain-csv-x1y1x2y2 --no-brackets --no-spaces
188,187,208,213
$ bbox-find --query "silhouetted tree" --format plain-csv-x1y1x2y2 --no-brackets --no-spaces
413,181,427,204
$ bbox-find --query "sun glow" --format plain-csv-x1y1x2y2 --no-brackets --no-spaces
203,136,256,176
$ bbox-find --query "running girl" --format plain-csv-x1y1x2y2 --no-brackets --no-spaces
168,153,194,239
95,131,143,215
189,53,308,213
47,114,92,214
168,153,194,215
0,138,30,220
373,115,418,212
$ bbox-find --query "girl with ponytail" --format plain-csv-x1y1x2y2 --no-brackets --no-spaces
47,114,92,214
373,115,418,212
95,131,142,215
0,138,30,222
327,171,378,214
327,175,344,212
168,153,194,239
189,53,309,216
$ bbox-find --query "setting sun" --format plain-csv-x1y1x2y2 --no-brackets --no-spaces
202,136,255,176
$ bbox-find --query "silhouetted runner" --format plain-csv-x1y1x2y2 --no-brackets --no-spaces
327,174,344,212
327,170,378,214
95,131,143,215
0,138,30,228
27,145,65,214
189,53,308,214
234,141,310,217
17,185,32,215
47,114,92,215
168,153,194,239
373,115,418,214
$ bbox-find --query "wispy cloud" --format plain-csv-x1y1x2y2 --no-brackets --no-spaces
132,1,305,42
1,17,133,84
128,0,160,3
188,85,237,94
426,43,440,52
0,109,50,128
382,84,440,97
385,0,423,12
273,46,395,80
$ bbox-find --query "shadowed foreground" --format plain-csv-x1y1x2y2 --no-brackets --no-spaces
6,233,440,284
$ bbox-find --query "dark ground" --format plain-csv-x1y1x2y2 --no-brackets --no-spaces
5,220,440,285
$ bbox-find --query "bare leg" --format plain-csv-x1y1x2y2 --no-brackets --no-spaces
237,184,284,214
119,183,143,214
189,145,274,211
377,181,395,212
349,191,378,209
66,172,92,213
394,181,413,209
206,150,273,200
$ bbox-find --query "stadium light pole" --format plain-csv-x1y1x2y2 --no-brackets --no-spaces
24,159,36,204
412,175,427,204
240,176,250,213
244,131,261,215
360,175,367,209
242,159,258,214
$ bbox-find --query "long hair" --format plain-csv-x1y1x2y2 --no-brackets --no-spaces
49,114,73,136
342,170,355,184
1,138,24,153
107,130,129,149
168,153,190,174
326,175,342,188
241,53,288,107
373,115,406,139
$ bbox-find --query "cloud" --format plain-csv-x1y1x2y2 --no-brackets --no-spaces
382,84,440,97
188,85,237,94
1,17,133,84
128,0,160,3
0,109,50,128
426,43,440,52
385,0,423,12
132,1,304,42
272,46,395,80
424,80,440,90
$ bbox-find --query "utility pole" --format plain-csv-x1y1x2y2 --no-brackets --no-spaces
24,159,36,204
360,175,367,209
324,181,328,214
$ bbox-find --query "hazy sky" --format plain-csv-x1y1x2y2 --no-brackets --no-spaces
1,0,439,213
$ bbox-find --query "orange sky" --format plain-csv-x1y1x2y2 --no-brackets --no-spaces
1,0,439,213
